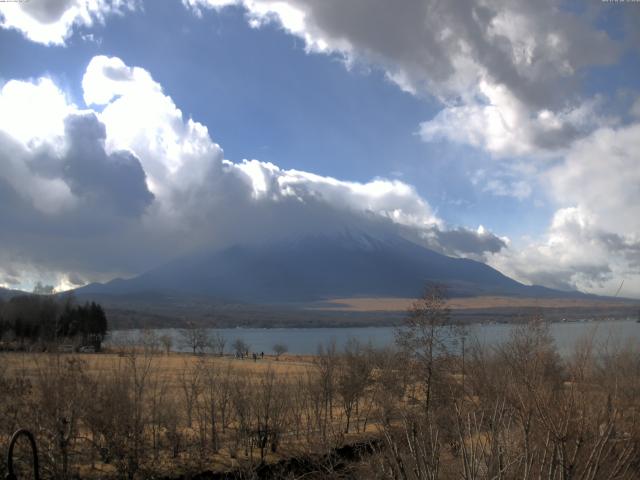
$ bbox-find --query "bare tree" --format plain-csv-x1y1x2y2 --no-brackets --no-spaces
232,338,249,357
273,343,288,359
32,355,88,479
180,322,210,354
314,340,338,443
141,329,160,355
159,334,173,355
81,349,154,480
396,284,454,414
147,363,170,461
370,346,410,427
3,308,639,479
178,359,202,428
336,338,372,433
208,331,226,356
251,368,289,460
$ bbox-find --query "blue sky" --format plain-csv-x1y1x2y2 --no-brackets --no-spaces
0,0,639,297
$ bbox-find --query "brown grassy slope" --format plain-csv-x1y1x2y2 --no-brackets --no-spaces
312,295,639,312
1,351,313,380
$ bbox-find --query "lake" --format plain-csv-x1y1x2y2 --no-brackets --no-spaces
108,318,640,356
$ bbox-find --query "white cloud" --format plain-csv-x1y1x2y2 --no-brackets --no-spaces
181,1,633,296
5,55,636,298
2,56,503,290
0,78,76,214
471,162,538,200
184,0,620,156
483,178,532,200
487,123,640,297
548,123,640,237
80,56,445,237
273,170,442,229
83,55,160,105
0,77,72,147
1,0,636,297
0,0,137,45
0,263,82,294
420,82,612,158
488,206,640,297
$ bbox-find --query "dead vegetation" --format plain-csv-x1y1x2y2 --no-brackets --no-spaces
315,296,638,312
1,290,639,479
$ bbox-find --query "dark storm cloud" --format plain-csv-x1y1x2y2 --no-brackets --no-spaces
432,227,506,258
0,96,505,286
599,232,640,270
61,113,154,217
0,110,157,283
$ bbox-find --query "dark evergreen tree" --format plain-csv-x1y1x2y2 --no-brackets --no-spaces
0,294,108,350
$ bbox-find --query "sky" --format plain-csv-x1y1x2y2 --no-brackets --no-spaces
0,0,639,298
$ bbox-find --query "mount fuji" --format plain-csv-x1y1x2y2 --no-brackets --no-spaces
76,229,580,303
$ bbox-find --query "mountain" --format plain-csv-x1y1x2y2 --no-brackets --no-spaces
76,230,586,303
0,286,26,300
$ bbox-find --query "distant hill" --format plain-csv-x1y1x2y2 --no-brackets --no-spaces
76,229,590,303
0,286,26,300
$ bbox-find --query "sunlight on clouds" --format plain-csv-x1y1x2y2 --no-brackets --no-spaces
83,55,160,106
183,0,619,158
484,120,640,296
0,78,77,214
83,55,223,197
2,55,485,289
184,0,345,53
0,0,137,45
547,123,640,237
0,78,72,148
178,0,634,299
1,52,636,297
488,206,640,297
54,275,81,293
0,0,635,300
245,1,307,35
0,264,90,293
276,171,442,229
420,80,609,158
235,159,280,198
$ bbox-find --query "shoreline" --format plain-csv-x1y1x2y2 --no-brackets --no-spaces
107,312,639,331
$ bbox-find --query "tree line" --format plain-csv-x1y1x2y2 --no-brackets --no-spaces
0,294,108,350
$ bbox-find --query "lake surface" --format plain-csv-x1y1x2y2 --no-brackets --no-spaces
108,319,640,356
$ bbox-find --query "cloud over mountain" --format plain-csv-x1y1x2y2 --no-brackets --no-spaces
0,55,501,291
1,0,638,298
177,0,639,296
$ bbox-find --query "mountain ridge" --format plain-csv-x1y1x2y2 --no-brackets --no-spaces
75,230,592,302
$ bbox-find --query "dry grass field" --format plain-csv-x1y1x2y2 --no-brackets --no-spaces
1,351,313,386
0,348,383,479
313,295,639,312
2,316,640,479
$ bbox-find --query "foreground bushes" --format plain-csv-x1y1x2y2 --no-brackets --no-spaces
369,322,640,480
0,320,639,479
